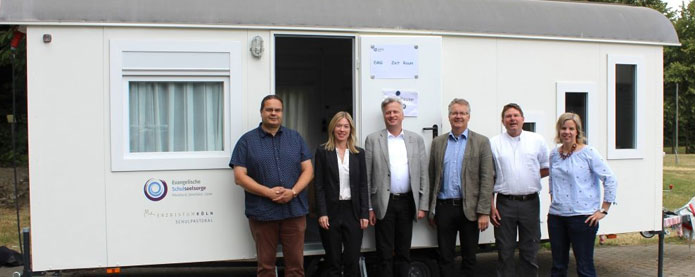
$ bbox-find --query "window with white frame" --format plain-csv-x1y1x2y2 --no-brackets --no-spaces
110,40,242,171
499,110,545,136
522,122,536,132
615,65,636,149
128,80,224,153
607,55,644,159
556,82,597,146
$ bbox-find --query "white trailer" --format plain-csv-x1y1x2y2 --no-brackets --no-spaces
0,0,678,274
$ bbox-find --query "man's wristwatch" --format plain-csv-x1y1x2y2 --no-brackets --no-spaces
599,208,608,215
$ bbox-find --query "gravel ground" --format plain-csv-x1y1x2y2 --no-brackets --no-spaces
1,242,693,276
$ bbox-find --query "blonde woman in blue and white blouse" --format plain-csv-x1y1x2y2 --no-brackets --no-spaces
548,113,617,277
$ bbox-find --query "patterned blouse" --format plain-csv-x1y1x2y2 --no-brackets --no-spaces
548,145,617,216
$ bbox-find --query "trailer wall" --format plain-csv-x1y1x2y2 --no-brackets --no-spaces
27,26,663,271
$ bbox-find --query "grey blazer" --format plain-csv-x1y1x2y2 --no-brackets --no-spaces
365,129,429,221
427,130,494,222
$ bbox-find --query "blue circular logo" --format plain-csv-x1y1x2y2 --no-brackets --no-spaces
144,178,167,201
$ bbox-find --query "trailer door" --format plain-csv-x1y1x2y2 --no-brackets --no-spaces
358,35,442,248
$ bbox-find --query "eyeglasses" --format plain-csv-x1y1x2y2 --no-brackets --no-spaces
449,112,469,116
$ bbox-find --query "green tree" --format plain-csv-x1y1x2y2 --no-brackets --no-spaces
0,26,27,166
664,1,695,153
588,0,672,15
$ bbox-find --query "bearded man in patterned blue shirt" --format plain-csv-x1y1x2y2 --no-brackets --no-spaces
230,95,314,277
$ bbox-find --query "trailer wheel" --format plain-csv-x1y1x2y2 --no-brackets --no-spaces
409,256,438,277
305,256,327,277
640,231,656,238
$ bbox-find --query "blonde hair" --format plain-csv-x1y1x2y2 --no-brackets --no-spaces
554,112,586,144
324,111,359,154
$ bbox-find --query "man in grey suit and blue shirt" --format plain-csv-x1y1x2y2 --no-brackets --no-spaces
365,97,429,277
428,98,494,276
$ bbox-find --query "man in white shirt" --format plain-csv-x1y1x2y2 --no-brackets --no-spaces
365,97,429,277
490,103,549,277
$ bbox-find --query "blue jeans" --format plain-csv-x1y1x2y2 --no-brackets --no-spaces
547,214,598,277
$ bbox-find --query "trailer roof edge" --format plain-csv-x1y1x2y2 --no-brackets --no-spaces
0,0,680,45
2,21,681,47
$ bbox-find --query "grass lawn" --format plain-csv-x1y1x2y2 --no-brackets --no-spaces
663,146,688,154
663,154,695,210
0,205,29,252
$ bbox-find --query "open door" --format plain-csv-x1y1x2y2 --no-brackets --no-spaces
358,35,442,248
274,35,355,249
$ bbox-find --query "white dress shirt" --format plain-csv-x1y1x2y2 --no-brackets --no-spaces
387,130,410,194
490,130,549,195
337,149,351,200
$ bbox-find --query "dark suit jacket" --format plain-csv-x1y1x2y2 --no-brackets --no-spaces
428,130,494,221
314,146,369,221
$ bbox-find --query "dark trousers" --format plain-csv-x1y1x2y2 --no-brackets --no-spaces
435,201,479,277
494,195,540,277
548,214,599,277
248,216,306,277
319,200,364,277
375,194,415,277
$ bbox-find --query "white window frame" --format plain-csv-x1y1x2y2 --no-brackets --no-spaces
556,82,598,146
607,55,644,159
110,40,242,171
499,110,546,136
524,111,546,136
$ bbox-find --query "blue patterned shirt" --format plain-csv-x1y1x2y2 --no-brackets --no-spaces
548,146,617,216
230,124,312,221
438,129,468,199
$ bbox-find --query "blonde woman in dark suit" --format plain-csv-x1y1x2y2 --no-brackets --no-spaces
314,111,369,276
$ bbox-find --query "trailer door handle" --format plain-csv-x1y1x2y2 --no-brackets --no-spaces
422,124,438,139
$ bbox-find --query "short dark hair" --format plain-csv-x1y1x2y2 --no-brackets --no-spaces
501,103,524,119
260,95,283,111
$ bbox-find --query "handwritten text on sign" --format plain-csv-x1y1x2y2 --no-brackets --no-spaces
370,44,419,79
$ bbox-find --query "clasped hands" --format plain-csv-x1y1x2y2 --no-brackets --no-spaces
266,186,294,204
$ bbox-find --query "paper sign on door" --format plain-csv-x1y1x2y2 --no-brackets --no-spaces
383,90,418,117
370,44,419,79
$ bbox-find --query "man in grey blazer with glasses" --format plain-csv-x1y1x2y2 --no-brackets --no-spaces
365,97,429,277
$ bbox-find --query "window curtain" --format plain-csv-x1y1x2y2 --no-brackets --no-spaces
276,86,311,138
277,86,324,149
129,81,223,153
